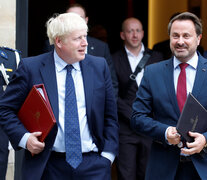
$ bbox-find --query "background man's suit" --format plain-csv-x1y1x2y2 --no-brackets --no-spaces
131,53,207,180
0,51,119,180
112,47,163,179
43,36,118,98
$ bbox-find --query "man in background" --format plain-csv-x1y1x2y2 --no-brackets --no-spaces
112,17,163,180
0,46,20,180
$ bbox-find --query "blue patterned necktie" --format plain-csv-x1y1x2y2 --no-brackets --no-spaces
65,65,82,169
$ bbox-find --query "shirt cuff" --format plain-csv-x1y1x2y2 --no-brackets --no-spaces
101,151,115,164
18,132,31,149
165,127,172,145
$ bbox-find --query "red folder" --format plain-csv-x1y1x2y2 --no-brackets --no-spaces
18,84,56,142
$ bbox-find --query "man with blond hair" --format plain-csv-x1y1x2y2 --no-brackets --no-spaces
0,13,118,180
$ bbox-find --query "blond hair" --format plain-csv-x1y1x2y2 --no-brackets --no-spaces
46,12,88,45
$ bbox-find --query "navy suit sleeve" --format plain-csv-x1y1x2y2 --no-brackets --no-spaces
101,59,119,154
0,59,30,150
131,66,169,144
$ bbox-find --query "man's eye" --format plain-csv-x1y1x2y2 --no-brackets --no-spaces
172,35,179,39
184,34,190,38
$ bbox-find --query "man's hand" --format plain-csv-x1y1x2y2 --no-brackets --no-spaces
181,131,206,155
167,126,181,145
26,132,45,154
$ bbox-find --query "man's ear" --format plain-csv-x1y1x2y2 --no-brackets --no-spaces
55,37,62,48
120,32,125,40
197,34,202,45
85,17,89,24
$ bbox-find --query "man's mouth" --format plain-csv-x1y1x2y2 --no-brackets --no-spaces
175,45,187,52
78,49,86,54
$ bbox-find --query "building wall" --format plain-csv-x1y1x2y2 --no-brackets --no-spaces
148,0,207,51
201,0,207,51
148,0,188,49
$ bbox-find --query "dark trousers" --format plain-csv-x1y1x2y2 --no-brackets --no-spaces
42,151,111,180
116,133,151,180
175,161,201,180
14,149,24,180
0,127,9,180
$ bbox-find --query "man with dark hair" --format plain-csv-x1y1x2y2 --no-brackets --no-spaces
131,12,207,180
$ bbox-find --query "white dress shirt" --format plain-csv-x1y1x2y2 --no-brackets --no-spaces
125,43,145,87
165,52,198,142
173,53,198,94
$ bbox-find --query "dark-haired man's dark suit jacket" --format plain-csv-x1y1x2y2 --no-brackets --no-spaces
0,52,119,180
131,53,207,180
112,47,163,179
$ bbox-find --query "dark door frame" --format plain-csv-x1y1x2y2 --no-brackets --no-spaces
16,0,28,58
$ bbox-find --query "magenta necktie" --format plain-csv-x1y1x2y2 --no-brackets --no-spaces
177,63,188,112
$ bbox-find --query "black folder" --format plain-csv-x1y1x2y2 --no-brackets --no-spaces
176,93,207,142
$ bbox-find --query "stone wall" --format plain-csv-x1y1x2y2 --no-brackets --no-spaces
0,0,16,48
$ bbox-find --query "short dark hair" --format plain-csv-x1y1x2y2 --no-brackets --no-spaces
168,12,202,36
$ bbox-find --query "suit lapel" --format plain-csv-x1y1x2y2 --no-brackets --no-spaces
163,55,207,117
39,52,59,122
80,55,93,122
192,55,207,98
163,59,180,117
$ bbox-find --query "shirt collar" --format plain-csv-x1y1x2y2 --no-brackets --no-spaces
125,43,145,57
173,52,198,70
54,50,81,72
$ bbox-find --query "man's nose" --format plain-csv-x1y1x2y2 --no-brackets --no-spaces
177,37,185,45
82,38,88,46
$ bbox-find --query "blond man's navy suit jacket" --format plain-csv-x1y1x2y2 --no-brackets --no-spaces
0,51,119,180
